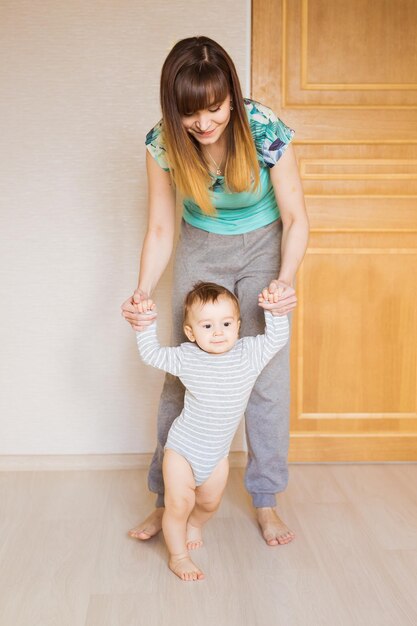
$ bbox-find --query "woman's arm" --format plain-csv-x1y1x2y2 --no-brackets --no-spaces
138,151,176,294
121,150,176,331
261,144,309,315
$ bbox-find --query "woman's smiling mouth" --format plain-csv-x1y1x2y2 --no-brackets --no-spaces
196,128,216,137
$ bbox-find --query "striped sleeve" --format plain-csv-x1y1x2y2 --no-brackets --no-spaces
244,312,289,374
136,323,183,376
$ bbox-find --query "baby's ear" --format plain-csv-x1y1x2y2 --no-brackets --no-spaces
237,319,241,333
183,324,196,342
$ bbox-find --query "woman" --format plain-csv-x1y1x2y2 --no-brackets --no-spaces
122,36,309,546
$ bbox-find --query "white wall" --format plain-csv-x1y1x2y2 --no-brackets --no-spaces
0,0,250,454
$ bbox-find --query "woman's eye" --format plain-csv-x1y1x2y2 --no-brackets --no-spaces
209,106,221,113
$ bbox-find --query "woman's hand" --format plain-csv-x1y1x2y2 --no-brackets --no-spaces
121,288,157,331
258,280,297,316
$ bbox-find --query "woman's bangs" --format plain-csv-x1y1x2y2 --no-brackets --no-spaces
175,66,229,115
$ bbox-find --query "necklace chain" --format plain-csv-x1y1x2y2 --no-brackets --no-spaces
205,150,224,176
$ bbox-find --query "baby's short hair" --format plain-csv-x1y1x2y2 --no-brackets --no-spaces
183,282,240,324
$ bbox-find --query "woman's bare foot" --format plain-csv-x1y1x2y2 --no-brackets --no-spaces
128,507,164,540
169,555,205,581
256,507,295,546
186,522,204,550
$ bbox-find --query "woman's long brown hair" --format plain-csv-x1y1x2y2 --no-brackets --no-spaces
160,36,260,215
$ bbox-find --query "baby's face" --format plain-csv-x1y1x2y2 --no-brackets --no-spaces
184,295,241,354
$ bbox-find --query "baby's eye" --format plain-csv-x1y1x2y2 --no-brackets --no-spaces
224,322,231,327
203,324,212,329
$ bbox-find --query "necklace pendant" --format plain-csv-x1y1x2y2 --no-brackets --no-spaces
216,168,222,176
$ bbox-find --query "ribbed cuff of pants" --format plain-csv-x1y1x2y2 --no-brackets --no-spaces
252,493,277,508
155,493,165,508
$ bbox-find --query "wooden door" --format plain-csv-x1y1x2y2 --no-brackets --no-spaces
252,0,417,460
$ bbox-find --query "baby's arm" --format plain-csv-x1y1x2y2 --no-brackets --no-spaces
245,299,289,374
136,302,183,376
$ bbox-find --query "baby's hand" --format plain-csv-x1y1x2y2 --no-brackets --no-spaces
258,289,280,308
137,298,156,315
258,283,284,315
258,280,296,316
258,292,275,306
258,281,284,306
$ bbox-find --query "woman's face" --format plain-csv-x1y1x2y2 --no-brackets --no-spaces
181,94,232,145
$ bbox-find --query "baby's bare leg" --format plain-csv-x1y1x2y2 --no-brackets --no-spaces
162,449,204,581
187,457,229,550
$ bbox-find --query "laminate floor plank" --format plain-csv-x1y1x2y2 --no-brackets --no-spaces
1,464,416,626
330,465,417,550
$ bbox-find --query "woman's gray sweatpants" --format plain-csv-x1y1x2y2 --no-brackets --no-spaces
148,218,290,508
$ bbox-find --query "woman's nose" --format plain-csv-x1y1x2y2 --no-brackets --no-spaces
195,114,210,131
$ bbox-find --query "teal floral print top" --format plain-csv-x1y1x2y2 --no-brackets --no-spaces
145,99,295,235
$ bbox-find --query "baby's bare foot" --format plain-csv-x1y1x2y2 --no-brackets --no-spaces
128,508,164,540
186,522,204,550
256,507,295,546
169,555,205,581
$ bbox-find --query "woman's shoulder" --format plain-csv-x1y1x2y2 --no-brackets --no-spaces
145,119,163,142
243,98,295,168
244,98,280,124
145,119,170,171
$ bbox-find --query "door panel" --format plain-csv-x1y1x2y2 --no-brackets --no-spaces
252,0,417,460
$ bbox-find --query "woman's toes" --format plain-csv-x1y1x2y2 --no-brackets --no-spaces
264,530,278,545
266,538,278,546
129,530,151,539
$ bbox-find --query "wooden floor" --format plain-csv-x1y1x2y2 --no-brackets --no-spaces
1,464,417,626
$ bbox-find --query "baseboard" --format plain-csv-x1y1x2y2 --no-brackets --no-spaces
0,451,249,471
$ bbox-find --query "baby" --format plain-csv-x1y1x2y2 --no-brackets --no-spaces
136,282,289,581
